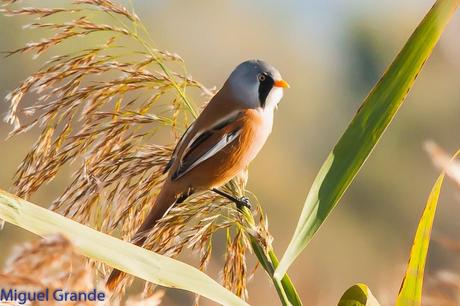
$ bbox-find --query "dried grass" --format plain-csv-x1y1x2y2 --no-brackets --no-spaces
0,234,163,305
1,0,272,302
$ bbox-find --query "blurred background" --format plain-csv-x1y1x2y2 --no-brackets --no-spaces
1,0,460,305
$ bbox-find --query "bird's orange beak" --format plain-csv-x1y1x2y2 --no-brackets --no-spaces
274,79,290,88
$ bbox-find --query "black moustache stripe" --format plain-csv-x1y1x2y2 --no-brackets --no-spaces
258,77,274,107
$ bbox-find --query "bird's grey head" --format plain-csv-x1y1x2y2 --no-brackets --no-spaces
223,59,289,110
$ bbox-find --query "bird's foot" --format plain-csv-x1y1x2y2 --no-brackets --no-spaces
236,196,252,210
211,188,252,210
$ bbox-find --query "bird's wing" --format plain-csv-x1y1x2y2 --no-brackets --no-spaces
163,122,195,174
171,111,244,181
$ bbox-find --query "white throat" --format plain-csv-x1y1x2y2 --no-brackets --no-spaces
265,87,283,111
258,86,282,135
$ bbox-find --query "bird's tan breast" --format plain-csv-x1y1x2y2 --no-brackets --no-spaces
208,108,271,187
237,108,273,165
173,108,272,190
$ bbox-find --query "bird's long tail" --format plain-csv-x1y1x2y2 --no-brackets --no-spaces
106,185,179,290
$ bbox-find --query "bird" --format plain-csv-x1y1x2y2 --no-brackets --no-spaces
106,59,289,289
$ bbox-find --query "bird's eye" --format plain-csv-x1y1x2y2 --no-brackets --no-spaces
258,74,266,82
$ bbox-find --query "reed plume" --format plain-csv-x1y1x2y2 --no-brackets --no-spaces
1,0,273,301
0,234,164,305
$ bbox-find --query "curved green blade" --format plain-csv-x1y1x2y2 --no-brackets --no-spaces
0,189,249,306
395,174,444,306
395,147,460,306
275,0,460,280
339,283,381,306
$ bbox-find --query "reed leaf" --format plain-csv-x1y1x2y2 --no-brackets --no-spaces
0,189,249,306
395,147,460,306
395,175,443,306
338,283,381,306
275,0,460,280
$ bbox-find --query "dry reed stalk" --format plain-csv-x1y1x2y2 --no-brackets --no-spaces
1,0,273,301
425,141,460,188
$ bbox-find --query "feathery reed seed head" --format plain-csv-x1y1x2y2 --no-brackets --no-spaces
0,235,164,305
2,0,273,302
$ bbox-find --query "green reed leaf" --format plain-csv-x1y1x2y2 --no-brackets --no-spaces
339,283,381,306
0,189,249,306
275,0,460,280
395,175,444,306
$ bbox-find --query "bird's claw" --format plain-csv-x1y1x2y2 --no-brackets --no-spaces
236,196,252,210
